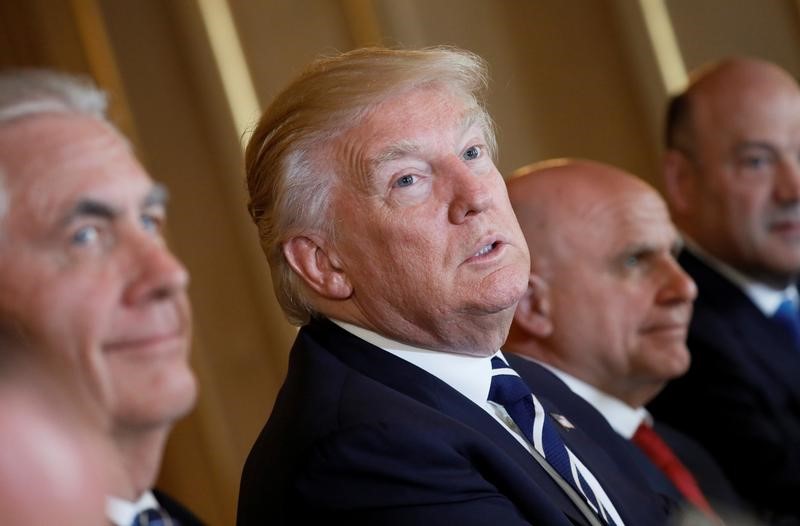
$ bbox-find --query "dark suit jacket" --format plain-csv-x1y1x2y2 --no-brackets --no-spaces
511,357,746,520
652,422,743,514
649,249,800,524
153,489,206,526
237,318,671,525
508,358,686,508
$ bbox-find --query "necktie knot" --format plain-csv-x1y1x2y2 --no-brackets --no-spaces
487,356,619,525
773,298,797,320
772,298,800,348
132,507,176,526
489,356,533,405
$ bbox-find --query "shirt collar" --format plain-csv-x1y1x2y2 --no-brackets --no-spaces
531,360,649,439
332,319,499,407
684,238,797,316
106,490,159,526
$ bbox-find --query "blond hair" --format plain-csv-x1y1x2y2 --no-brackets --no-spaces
246,46,495,325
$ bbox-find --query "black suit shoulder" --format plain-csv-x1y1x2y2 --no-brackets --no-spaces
506,356,685,510
153,488,206,526
649,249,800,523
239,320,573,525
239,320,671,525
651,422,744,515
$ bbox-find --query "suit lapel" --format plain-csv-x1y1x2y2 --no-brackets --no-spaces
681,250,800,401
306,318,591,524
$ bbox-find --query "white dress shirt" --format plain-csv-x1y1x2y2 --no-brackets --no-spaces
685,239,797,315
535,362,649,439
106,490,160,526
332,320,521,438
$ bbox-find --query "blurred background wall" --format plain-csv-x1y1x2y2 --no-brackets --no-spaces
1,1,799,523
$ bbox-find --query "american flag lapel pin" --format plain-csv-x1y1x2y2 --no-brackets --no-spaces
550,413,575,430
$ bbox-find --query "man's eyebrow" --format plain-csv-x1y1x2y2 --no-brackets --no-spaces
371,140,421,168
143,183,169,208
61,199,118,226
734,141,778,152
620,241,652,255
369,111,484,169
60,184,169,226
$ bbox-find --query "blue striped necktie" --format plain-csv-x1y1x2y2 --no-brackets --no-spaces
132,508,178,526
488,356,618,525
773,298,800,350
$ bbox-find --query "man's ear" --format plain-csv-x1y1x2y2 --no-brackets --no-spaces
282,236,352,300
663,149,695,214
513,273,553,338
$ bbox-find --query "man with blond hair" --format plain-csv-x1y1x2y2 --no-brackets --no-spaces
239,47,671,526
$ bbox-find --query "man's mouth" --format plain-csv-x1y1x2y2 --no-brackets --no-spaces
104,330,186,354
473,242,499,258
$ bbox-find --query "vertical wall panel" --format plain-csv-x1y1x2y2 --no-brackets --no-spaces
668,0,800,75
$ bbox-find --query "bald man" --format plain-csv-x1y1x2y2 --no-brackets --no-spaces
649,58,800,522
506,160,745,522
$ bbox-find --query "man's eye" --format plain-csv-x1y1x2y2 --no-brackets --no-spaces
71,225,99,246
623,254,640,268
737,153,775,171
394,174,416,188
141,213,163,234
463,145,482,161
743,157,769,168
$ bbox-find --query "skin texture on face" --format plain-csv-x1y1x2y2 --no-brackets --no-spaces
0,113,196,436
507,161,697,407
666,59,800,288
284,85,530,355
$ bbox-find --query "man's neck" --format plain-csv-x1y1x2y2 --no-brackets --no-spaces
684,241,798,315
108,426,170,500
683,237,795,290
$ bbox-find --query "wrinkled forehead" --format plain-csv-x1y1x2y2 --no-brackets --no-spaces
571,185,674,243
334,86,485,188
0,113,152,227
694,80,800,139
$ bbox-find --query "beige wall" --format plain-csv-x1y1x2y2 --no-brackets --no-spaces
2,1,800,523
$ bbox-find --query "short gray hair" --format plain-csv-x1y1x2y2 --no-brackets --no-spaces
0,69,109,227
246,46,495,326
0,69,107,124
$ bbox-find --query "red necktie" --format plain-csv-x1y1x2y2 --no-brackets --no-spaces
632,423,719,522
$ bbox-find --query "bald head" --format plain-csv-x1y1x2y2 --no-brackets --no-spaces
668,58,800,153
508,160,658,269
664,57,800,288
506,160,696,407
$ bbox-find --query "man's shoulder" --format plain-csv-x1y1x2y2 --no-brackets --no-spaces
506,355,620,435
678,249,750,307
153,489,206,526
240,320,489,513
239,341,576,524
678,249,773,351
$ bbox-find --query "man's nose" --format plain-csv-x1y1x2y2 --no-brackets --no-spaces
447,158,493,224
123,236,189,305
773,156,800,203
657,256,698,304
